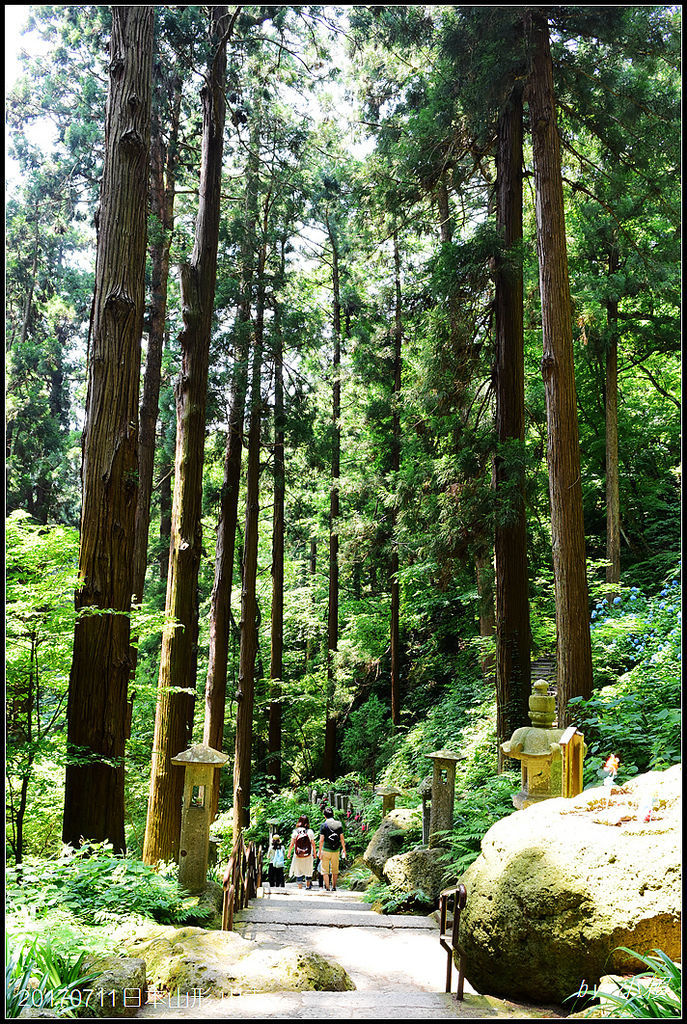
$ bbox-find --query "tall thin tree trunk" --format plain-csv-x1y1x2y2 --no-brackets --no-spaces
324,216,341,780
437,175,497,687
305,539,316,673
494,83,531,765
605,244,621,599
158,407,173,585
389,231,402,727
203,117,260,821
233,240,266,837
143,7,229,865
132,76,182,607
268,244,286,788
63,7,153,852
527,10,593,725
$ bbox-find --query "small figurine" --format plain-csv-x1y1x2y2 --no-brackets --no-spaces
602,754,620,806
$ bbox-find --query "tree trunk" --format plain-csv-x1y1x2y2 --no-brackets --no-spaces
389,231,402,727
305,538,316,673
494,83,531,764
143,7,228,865
527,10,593,725
324,216,341,780
63,6,153,852
158,414,173,584
132,75,182,607
233,242,266,837
268,246,286,788
203,116,260,819
436,175,497,690
605,245,621,598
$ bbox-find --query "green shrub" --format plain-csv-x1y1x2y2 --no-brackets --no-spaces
362,880,433,915
6,843,212,927
569,570,681,784
435,771,520,882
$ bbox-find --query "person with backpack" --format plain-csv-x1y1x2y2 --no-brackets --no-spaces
267,835,285,892
317,806,347,891
286,814,316,890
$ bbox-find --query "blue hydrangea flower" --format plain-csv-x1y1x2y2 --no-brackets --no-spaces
630,594,637,601
613,596,621,605
591,611,597,619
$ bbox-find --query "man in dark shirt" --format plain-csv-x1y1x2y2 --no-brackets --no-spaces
317,806,346,891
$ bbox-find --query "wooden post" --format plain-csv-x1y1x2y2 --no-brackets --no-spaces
560,726,585,798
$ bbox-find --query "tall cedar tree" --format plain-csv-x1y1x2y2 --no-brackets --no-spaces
203,114,260,818
323,212,341,779
268,240,287,786
63,7,153,851
605,239,621,597
233,228,268,837
143,6,233,865
494,82,532,759
132,72,182,606
389,230,402,726
527,10,593,724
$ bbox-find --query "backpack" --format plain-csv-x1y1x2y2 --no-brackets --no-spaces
294,827,311,857
272,847,285,869
322,819,342,852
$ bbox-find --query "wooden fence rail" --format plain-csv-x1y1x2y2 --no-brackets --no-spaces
221,831,263,931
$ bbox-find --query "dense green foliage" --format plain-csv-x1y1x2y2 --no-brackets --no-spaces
5,2,680,966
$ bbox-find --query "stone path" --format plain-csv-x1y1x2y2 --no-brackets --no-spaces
137,882,564,1019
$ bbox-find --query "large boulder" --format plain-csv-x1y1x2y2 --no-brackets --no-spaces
124,922,354,996
383,846,446,904
458,765,681,1003
363,808,422,878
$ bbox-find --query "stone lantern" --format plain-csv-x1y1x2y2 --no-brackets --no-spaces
171,743,229,893
426,750,464,848
501,680,565,810
376,785,403,816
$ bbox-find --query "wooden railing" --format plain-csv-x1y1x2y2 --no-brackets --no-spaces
221,831,263,931
439,883,468,1000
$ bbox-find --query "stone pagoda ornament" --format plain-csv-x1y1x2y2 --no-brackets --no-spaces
171,743,229,893
501,680,566,810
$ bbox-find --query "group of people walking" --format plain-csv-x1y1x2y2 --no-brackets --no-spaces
266,806,347,893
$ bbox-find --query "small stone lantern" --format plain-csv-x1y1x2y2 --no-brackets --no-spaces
426,749,464,848
376,785,402,816
171,743,229,894
501,680,564,810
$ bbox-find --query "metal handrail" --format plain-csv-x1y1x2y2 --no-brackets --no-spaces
439,883,467,1000
221,831,263,930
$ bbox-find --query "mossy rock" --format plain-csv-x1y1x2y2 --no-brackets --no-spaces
124,921,354,995
458,765,681,1003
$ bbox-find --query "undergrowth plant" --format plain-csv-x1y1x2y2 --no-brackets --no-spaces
435,771,520,882
5,936,97,1019
6,842,212,928
362,880,433,915
570,948,681,1018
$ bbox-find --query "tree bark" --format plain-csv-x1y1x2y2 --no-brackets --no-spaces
233,241,266,837
389,231,402,727
494,83,531,765
605,244,621,598
132,75,182,607
527,10,593,725
143,7,228,865
63,7,153,852
323,215,341,780
202,116,260,818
